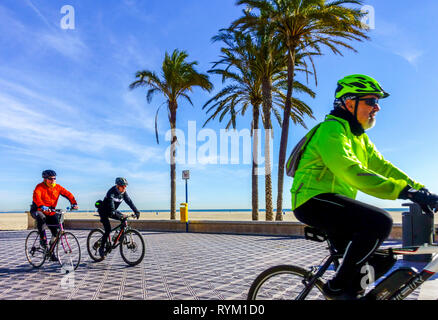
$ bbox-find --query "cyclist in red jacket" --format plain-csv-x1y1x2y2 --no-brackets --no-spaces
30,170,78,254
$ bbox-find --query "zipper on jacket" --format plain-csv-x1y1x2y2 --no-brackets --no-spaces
316,167,328,182
294,183,304,208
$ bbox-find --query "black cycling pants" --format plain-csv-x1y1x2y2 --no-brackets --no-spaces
293,193,393,292
30,211,60,241
98,210,125,247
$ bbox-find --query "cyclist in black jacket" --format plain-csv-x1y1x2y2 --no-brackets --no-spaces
97,177,140,257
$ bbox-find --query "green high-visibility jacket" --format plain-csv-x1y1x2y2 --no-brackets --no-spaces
291,115,424,210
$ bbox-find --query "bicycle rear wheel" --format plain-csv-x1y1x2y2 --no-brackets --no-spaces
120,229,145,266
247,265,326,300
25,230,46,268
57,232,81,271
86,229,105,262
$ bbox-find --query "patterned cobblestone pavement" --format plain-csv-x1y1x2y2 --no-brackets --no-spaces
0,230,422,300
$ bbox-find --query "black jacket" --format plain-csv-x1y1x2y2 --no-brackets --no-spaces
99,186,139,216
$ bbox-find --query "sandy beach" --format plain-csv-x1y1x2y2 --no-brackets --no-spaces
0,209,407,231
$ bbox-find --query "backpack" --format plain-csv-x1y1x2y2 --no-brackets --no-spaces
286,119,342,178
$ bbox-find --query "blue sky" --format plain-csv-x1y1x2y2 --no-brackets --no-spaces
1,0,437,211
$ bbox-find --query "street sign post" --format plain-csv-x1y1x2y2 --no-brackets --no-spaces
182,170,190,203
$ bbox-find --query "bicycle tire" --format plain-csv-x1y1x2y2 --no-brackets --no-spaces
57,231,81,270
25,230,47,268
247,265,326,300
119,229,145,266
87,228,105,262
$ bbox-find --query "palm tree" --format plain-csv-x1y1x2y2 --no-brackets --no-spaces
205,30,315,221
241,26,285,221
232,0,369,219
129,49,213,219
203,31,263,221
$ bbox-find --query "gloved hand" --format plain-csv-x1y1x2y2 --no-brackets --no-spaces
40,206,49,212
71,204,78,210
135,211,140,220
399,186,438,214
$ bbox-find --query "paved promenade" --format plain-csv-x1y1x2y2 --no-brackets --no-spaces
0,230,434,300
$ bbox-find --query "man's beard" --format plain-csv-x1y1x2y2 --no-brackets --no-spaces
363,117,376,130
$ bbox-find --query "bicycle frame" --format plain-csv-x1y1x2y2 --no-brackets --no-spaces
109,223,126,249
37,210,73,256
296,242,438,300
297,254,339,300
377,244,438,300
297,240,342,300
106,217,132,250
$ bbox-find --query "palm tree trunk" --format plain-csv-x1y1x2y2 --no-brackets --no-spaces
262,78,273,221
264,131,273,221
169,106,177,220
252,105,260,221
276,48,296,220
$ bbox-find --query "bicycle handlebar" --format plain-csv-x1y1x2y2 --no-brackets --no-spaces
126,213,138,219
405,200,438,215
43,207,77,215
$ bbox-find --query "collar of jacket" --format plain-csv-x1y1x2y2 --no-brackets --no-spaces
329,107,364,136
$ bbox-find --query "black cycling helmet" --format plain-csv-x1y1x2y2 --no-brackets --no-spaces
115,177,128,186
42,170,57,179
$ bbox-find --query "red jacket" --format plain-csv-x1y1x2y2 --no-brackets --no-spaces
33,182,77,216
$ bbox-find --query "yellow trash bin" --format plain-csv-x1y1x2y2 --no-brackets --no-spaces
180,203,188,223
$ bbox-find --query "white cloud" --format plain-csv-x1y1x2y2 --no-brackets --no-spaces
111,91,158,132
0,78,77,115
26,0,53,29
0,91,162,163
0,5,27,36
110,34,158,69
394,49,424,66
38,31,90,62
372,19,424,67
0,3,89,62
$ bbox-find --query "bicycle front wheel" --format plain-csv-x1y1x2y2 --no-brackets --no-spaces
247,265,326,300
57,232,81,271
120,229,145,266
25,230,46,268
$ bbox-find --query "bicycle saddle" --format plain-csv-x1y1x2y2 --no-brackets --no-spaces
304,226,327,243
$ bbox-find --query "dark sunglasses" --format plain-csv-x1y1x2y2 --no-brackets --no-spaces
357,97,379,107
46,177,56,181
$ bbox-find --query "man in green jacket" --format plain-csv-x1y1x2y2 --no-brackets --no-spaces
291,74,438,299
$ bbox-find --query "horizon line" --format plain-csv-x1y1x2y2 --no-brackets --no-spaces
0,207,406,213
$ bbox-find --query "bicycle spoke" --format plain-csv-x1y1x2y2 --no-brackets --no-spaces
248,266,326,300
87,229,105,262
25,231,46,268
57,232,81,270
120,229,145,266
